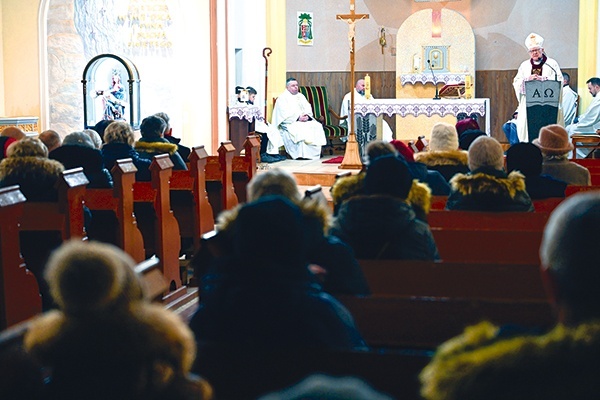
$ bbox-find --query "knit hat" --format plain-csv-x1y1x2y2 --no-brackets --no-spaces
429,122,459,151
532,124,573,155
389,140,415,162
468,136,504,171
365,155,413,199
506,142,543,177
525,32,544,50
456,118,480,136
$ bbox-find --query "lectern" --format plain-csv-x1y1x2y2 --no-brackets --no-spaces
525,80,561,142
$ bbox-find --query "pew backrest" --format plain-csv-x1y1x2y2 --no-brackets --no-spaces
0,186,41,329
359,259,546,300
340,295,554,349
84,159,145,262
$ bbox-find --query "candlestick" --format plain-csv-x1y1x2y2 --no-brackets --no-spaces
365,74,371,99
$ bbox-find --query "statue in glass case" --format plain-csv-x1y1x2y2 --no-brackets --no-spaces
95,70,126,120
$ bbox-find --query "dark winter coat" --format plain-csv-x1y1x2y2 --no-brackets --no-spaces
134,138,187,171
189,255,367,352
208,200,371,296
50,145,112,188
101,142,152,182
415,149,470,182
329,194,440,260
164,135,191,162
446,167,534,212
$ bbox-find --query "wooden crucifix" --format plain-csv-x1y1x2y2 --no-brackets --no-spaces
337,0,369,169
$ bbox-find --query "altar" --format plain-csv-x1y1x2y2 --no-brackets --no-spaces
354,98,489,141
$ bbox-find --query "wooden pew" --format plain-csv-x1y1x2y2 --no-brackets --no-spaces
205,141,238,217
340,295,554,350
84,159,145,263
0,256,199,399
532,197,564,213
19,168,89,240
196,344,430,400
359,259,547,300
565,185,600,196
132,154,182,290
231,135,260,203
430,195,447,210
427,211,548,264
170,146,215,256
0,186,41,330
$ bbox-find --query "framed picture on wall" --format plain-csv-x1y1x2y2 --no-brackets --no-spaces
297,12,314,46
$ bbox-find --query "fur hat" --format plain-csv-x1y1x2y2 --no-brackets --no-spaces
525,32,544,50
532,124,573,155
44,240,144,316
468,136,504,171
23,240,209,399
365,155,413,199
7,137,48,158
430,123,459,152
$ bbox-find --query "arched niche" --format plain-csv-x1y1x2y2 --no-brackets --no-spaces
396,9,475,99
82,54,141,129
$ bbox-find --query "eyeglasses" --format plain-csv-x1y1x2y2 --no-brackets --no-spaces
528,48,543,54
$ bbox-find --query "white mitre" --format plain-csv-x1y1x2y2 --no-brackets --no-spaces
525,33,544,50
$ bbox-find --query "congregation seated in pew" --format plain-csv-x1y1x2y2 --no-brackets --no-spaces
329,154,439,260
446,136,534,211
22,240,212,400
134,114,188,171
533,124,591,186
506,142,567,199
101,121,152,181
0,138,65,310
414,122,469,183
194,167,370,296
419,192,600,400
189,196,367,366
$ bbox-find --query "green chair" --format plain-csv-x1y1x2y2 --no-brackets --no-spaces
299,86,348,154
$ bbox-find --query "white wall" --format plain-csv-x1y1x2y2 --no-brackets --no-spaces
230,0,267,108
285,0,579,72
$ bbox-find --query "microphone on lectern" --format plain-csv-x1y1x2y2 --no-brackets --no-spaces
428,59,441,100
545,61,559,81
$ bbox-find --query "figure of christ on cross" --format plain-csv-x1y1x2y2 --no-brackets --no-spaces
337,0,369,169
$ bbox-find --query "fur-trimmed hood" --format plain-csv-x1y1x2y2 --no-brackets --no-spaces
446,168,533,212
420,321,600,400
0,156,64,200
331,172,432,216
414,149,469,167
450,169,526,199
134,139,179,155
217,197,330,236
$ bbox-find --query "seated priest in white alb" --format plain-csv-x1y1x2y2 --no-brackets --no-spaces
271,77,326,160
340,79,393,142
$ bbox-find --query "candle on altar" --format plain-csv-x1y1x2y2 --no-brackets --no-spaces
365,74,371,99
465,75,473,99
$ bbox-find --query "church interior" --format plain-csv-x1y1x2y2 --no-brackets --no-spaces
1,0,600,399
